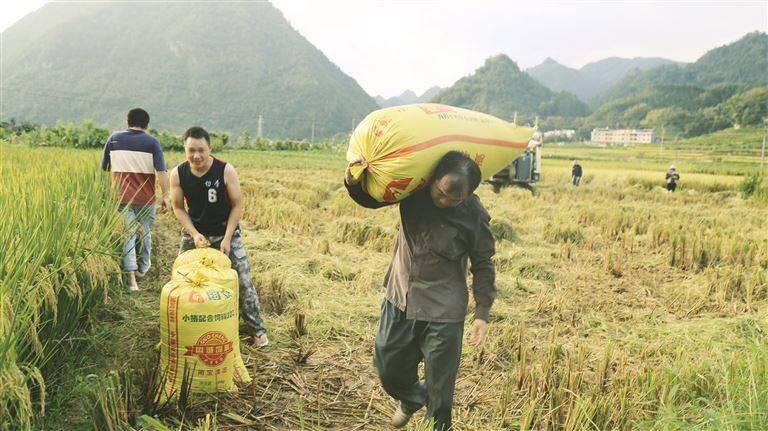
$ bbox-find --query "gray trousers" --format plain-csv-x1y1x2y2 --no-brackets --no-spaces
374,300,464,431
179,230,266,335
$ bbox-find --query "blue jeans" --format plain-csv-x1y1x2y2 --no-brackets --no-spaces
119,204,156,272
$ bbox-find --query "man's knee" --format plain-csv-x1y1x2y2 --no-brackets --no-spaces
237,271,251,287
375,348,416,387
377,367,409,395
376,361,398,383
230,246,250,274
374,347,398,381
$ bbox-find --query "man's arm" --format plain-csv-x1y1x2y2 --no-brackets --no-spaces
221,163,244,255
156,170,170,213
344,180,394,209
101,137,120,196
101,136,112,171
152,139,170,212
467,205,496,347
469,209,496,322
170,167,206,247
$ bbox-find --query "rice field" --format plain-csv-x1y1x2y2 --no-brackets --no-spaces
3,140,768,430
1,146,123,429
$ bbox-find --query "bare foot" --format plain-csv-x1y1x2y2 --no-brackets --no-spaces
127,271,139,292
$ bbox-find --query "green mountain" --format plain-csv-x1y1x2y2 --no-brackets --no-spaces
431,54,589,120
526,58,595,101
597,32,768,105
580,32,768,138
374,87,443,108
419,86,443,102
689,32,768,87
0,2,378,139
580,57,682,89
527,57,678,101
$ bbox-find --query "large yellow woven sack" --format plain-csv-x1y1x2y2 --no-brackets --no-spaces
172,248,252,385
347,103,535,202
160,268,238,399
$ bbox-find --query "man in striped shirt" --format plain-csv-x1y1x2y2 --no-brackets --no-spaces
102,108,170,291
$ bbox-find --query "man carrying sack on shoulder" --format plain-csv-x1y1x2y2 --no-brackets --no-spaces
345,151,496,430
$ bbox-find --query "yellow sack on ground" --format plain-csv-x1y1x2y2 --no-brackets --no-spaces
347,103,535,202
160,268,238,399
171,253,251,383
172,248,252,385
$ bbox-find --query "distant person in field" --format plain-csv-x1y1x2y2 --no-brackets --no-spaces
345,151,496,431
666,165,680,192
101,108,169,292
571,160,582,186
169,126,268,348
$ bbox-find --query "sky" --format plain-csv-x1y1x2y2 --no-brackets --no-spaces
2,1,766,98
0,1,47,32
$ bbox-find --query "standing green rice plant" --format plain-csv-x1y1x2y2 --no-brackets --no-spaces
88,371,135,431
1,145,123,429
739,174,764,198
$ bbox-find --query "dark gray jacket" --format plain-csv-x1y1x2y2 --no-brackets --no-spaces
345,181,496,322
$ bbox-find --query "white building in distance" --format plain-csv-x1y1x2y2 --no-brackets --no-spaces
544,129,576,139
591,128,655,146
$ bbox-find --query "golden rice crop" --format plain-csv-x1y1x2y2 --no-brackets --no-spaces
9,141,768,430
0,144,123,429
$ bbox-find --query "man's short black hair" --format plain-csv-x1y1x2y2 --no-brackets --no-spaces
127,108,150,129
183,126,211,145
433,151,482,195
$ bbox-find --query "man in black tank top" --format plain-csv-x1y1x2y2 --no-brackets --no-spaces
170,126,268,347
